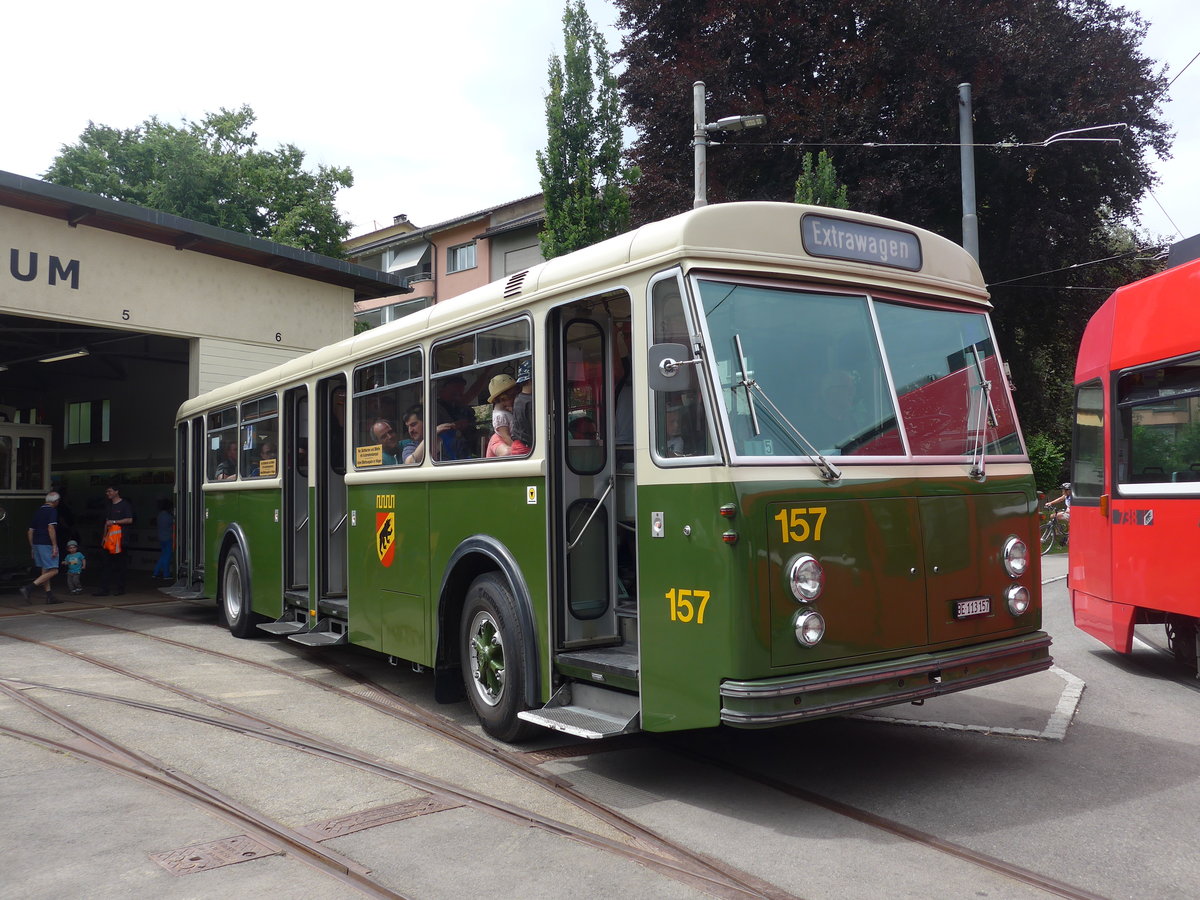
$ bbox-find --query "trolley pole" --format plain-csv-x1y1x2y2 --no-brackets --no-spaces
959,83,980,265
692,81,766,210
694,82,708,209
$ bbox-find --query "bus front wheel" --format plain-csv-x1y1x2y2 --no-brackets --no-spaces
460,573,536,743
221,545,258,639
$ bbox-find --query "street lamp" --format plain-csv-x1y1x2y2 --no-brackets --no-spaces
693,81,767,209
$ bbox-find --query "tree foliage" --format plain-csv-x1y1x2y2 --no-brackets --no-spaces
538,1,639,259
614,0,1172,440
794,150,849,208
44,106,353,257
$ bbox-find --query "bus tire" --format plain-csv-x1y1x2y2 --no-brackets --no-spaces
221,545,259,639
460,572,537,743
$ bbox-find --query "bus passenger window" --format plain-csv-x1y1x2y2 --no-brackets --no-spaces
241,394,278,478
353,350,422,468
207,407,238,481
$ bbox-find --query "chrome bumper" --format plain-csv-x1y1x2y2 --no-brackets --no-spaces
720,632,1053,728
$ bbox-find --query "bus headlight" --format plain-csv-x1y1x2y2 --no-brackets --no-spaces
793,610,826,646
1002,536,1029,578
787,554,824,602
1005,584,1031,616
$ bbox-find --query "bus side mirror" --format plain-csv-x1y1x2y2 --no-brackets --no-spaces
648,343,696,392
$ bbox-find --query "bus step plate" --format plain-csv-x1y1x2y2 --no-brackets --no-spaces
289,629,347,647
258,621,308,636
518,683,640,740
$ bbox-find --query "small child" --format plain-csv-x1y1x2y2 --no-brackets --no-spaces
62,540,86,594
485,373,518,458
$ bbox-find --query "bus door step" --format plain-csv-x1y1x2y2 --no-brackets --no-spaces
517,682,639,740
288,617,348,647
258,609,309,636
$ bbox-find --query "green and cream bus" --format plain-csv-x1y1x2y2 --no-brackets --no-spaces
173,202,1051,741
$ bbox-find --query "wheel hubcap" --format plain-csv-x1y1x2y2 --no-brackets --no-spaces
223,560,243,621
467,610,505,707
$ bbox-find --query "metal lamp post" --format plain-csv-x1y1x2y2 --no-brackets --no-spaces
693,81,767,209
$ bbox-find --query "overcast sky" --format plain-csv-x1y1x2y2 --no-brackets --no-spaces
3,0,1195,251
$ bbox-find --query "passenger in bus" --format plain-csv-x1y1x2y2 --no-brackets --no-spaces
370,419,402,465
435,376,480,460
569,416,598,440
485,373,518,458
214,440,238,480
510,360,533,456
401,406,451,464
249,441,276,476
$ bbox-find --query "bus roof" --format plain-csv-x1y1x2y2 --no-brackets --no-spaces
1076,253,1200,381
180,202,987,418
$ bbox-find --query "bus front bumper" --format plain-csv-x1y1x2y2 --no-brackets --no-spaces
719,632,1053,728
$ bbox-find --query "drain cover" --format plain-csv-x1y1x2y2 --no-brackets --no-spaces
151,834,278,875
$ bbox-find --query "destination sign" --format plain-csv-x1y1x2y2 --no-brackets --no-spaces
800,214,922,271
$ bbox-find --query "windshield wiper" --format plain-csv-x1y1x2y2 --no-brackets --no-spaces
733,333,842,482
967,345,997,481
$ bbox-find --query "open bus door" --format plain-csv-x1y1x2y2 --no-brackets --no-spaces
283,386,309,597
170,417,205,595
519,296,640,739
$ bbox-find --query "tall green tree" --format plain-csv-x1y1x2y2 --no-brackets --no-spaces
538,1,639,259
614,0,1171,440
44,106,353,257
794,150,849,208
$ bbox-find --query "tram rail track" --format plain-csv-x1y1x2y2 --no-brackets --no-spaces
2,597,1111,899
0,609,794,900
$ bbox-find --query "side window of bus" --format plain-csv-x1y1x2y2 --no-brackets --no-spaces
1072,380,1104,500
432,319,531,463
353,351,423,467
241,394,279,478
1116,360,1200,488
208,407,239,481
651,278,711,461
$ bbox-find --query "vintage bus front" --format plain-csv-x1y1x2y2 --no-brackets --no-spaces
633,214,1051,731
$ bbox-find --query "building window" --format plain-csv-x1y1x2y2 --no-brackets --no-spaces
65,399,110,445
447,241,477,274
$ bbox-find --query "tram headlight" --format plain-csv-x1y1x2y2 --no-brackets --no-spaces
1002,536,1029,578
1005,584,1031,616
793,610,826,646
787,554,824,602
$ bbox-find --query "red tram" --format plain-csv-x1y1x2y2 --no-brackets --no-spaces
1070,235,1200,671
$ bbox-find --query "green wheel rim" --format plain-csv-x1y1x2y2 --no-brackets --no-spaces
467,609,505,707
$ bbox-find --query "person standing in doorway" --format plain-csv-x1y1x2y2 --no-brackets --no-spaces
152,498,174,580
94,485,134,596
20,491,61,604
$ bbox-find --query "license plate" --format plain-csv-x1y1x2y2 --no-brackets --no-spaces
954,597,991,619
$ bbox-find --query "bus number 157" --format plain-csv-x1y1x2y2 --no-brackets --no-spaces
774,506,827,543
666,588,710,624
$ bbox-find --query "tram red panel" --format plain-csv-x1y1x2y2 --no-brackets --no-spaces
1072,589,1135,653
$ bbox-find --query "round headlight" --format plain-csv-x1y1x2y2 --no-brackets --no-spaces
1003,536,1028,578
787,554,824,602
1005,584,1031,616
793,610,826,646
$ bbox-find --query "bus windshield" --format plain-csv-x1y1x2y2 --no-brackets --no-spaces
696,280,1023,460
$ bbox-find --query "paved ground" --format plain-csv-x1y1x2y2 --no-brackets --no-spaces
0,558,1076,899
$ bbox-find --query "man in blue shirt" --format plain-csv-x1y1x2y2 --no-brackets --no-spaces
20,491,62,604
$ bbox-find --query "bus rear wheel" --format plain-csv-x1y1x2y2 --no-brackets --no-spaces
221,545,259,639
460,573,537,743
1166,615,1198,675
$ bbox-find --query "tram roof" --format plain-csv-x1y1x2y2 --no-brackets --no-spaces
0,170,408,302
179,202,988,416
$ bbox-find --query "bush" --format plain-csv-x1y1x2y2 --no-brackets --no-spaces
1026,432,1066,495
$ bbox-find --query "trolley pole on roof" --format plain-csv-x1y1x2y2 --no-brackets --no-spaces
959,83,981,265
693,81,767,209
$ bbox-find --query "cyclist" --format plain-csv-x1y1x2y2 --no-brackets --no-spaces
1046,482,1071,525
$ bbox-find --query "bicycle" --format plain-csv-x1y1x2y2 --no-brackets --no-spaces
1040,506,1069,554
